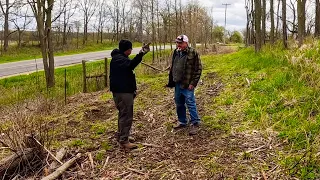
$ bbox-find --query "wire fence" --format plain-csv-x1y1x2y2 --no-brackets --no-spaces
0,59,107,106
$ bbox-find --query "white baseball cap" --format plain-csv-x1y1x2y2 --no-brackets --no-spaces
175,35,189,43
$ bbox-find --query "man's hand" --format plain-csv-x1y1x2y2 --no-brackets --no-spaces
140,43,151,54
188,85,194,90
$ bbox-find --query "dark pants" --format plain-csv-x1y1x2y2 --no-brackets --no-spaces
113,93,134,144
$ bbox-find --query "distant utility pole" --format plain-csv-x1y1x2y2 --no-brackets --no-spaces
222,3,231,44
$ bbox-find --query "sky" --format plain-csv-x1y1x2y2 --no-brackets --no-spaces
193,0,246,31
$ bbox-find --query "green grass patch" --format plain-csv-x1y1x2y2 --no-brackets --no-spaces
70,139,86,147
201,46,320,178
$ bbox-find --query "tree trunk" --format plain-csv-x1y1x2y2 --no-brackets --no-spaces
77,28,79,48
297,0,306,47
30,0,55,88
270,0,275,44
276,0,281,39
18,30,22,48
282,0,288,48
290,0,297,37
179,0,182,33
316,0,320,37
116,0,119,41
46,0,55,87
175,0,178,37
100,27,103,43
3,0,9,52
255,0,262,52
168,3,173,50
83,17,87,45
62,10,67,46
152,0,155,64
138,3,143,42
157,0,161,59
250,0,255,44
261,0,266,44
245,0,250,46
37,17,50,87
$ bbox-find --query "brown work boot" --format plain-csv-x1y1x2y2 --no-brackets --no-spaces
173,123,187,130
128,136,136,143
189,123,200,136
120,142,138,150
116,132,135,143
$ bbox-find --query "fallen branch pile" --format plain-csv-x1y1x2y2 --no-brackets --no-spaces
0,135,81,179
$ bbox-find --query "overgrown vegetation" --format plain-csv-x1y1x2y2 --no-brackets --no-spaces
200,42,320,178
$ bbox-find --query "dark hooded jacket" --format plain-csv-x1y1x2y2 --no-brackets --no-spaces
109,49,143,93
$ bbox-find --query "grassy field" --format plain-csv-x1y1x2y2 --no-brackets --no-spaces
202,45,320,178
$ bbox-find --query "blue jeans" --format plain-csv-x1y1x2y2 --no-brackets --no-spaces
174,83,200,125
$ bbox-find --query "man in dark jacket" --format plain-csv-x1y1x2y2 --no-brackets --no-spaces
166,35,202,135
110,40,150,149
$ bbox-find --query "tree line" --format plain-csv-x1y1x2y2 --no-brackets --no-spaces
247,0,319,52
0,0,244,88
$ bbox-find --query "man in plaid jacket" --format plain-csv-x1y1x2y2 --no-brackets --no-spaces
166,34,202,135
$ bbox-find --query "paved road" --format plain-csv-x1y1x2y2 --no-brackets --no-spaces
0,46,172,78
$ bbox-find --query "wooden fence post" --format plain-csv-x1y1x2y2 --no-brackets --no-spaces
104,58,108,88
82,60,87,93
64,68,67,104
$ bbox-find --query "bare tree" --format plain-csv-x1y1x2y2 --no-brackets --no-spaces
28,0,56,87
79,0,96,45
96,0,107,43
120,0,131,39
164,0,173,50
132,0,144,42
108,0,121,41
0,0,17,52
11,4,33,48
61,0,76,47
74,20,81,48
288,0,297,36
305,3,314,36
